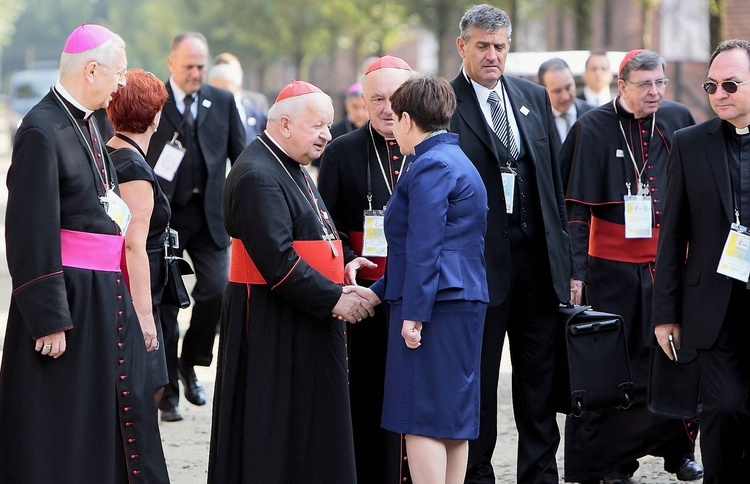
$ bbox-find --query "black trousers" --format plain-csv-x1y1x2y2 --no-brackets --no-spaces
160,196,228,407
465,238,560,484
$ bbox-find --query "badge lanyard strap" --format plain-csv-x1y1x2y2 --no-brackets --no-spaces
368,123,406,202
614,99,655,196
53,89,113,196
258,137,339,245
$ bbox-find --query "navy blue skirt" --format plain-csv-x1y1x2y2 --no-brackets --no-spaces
381,299,486,440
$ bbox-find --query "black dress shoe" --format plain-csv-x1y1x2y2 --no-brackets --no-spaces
178,359,206,406
160,406,183,422
666,456,704,481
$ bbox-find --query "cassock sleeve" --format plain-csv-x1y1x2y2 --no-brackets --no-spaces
228,168,342,319
6,126,74,339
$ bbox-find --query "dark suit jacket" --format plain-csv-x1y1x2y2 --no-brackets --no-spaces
573,98,594,119
239,92,267,143
146,82,246,248
653,118,737,348
450,72,571,306
370,133,489,321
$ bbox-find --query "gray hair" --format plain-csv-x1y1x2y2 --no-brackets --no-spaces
59,34,126,78
538,57,571,87
459,4,512,41
208,63,242,88
619,51,666,81
708,39,750,69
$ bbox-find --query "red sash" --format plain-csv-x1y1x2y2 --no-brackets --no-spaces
588,216,658,263
348,231,386,281
229,239,344,285
60,228,128,286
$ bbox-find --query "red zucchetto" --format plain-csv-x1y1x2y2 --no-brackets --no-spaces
619,49,646,77
275,79,324,103
63,24,116,54
364,55,412,74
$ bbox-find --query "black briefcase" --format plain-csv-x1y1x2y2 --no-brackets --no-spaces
554,302,634,417
648,344,701,419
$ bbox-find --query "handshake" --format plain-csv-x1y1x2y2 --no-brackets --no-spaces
332,285,381,323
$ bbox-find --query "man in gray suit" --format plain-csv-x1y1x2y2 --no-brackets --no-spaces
449,5,571,483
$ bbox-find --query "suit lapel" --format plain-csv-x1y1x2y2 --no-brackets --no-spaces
503,77,535,163
196,85,211,131
453,73,500,161
162,83,182,134
705,118,734,222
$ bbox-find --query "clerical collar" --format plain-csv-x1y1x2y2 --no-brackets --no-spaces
613,96,652,121
263,130,294,161
737,126,749,135
54,81,93,119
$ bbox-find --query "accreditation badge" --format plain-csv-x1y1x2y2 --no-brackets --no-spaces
500,168,516,214
362,210,387,257
153,139,186,182
101,189,132,235
717,223,750,282
623,195,652,239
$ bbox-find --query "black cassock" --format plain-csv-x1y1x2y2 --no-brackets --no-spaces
0,91,169,482
208,133,356,483
560,99,697,481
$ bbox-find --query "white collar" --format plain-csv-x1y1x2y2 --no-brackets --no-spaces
55,81,93,119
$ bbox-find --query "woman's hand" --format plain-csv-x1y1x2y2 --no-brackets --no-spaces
401,319,423,349
344,257,378,285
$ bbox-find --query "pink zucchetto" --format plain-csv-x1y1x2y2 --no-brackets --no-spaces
618,49,646,77
364,55,412,75
63,24,116,54
275,79,324,103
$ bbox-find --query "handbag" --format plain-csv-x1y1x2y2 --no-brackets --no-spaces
648,344,701,419
157,227,194,309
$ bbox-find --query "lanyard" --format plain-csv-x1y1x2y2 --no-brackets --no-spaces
614,98,655,196
367,123,405,208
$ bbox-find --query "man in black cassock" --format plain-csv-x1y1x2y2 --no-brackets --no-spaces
0,24,169,482
317,55,414,484
560,49,702,483
208,80,378,483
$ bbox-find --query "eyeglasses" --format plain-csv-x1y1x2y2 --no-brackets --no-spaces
624,78,669,91
97,63,127,81
702,79,750,94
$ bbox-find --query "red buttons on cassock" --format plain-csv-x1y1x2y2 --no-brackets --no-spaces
122,391,130,397
117,295,122,300
117,342,124,347
120,375,127,381
123,406,132,412
119,359,125,365
125,421,132,427
130,454,138,460
127,438,136,444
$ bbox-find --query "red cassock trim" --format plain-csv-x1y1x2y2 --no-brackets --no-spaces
589,216,658,263
229,239,344,285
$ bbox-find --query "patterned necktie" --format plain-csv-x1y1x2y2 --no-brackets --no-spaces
487,90,519,159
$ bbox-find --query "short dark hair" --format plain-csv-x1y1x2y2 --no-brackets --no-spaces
538,57,571,87
585,50,609,69
107,69,168,133
708,39,750,69
390,76,456,132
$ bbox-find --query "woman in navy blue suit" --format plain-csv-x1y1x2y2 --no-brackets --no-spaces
370,76,489,483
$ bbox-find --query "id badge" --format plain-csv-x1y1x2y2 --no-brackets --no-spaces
717,223,750,282
153,140,185,181
102,189,132,234
624,195,652,238
501,169,515,214
362,210,387,257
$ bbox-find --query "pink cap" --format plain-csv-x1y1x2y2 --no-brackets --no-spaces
275,79,324,103
63,24,116,54
619,49,646,76
346,82,363,96
364,55,412,74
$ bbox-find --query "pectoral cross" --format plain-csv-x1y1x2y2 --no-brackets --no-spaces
323,230,338,256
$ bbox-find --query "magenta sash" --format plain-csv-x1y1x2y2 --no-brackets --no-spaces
60,229,125,272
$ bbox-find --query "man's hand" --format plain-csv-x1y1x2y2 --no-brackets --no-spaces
655,323,680,361
35,330,67,358
332,287,377,323
571,279,584,305
402,319,423,348
344,257,378,285
342,285,381,307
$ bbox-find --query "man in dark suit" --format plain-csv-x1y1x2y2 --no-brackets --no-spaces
146,32,246,422
537,57,593,146
449,5,572,484
578,50,614,107
654,39,750,483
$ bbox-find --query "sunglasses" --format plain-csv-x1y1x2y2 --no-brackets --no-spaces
702,79,750,94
